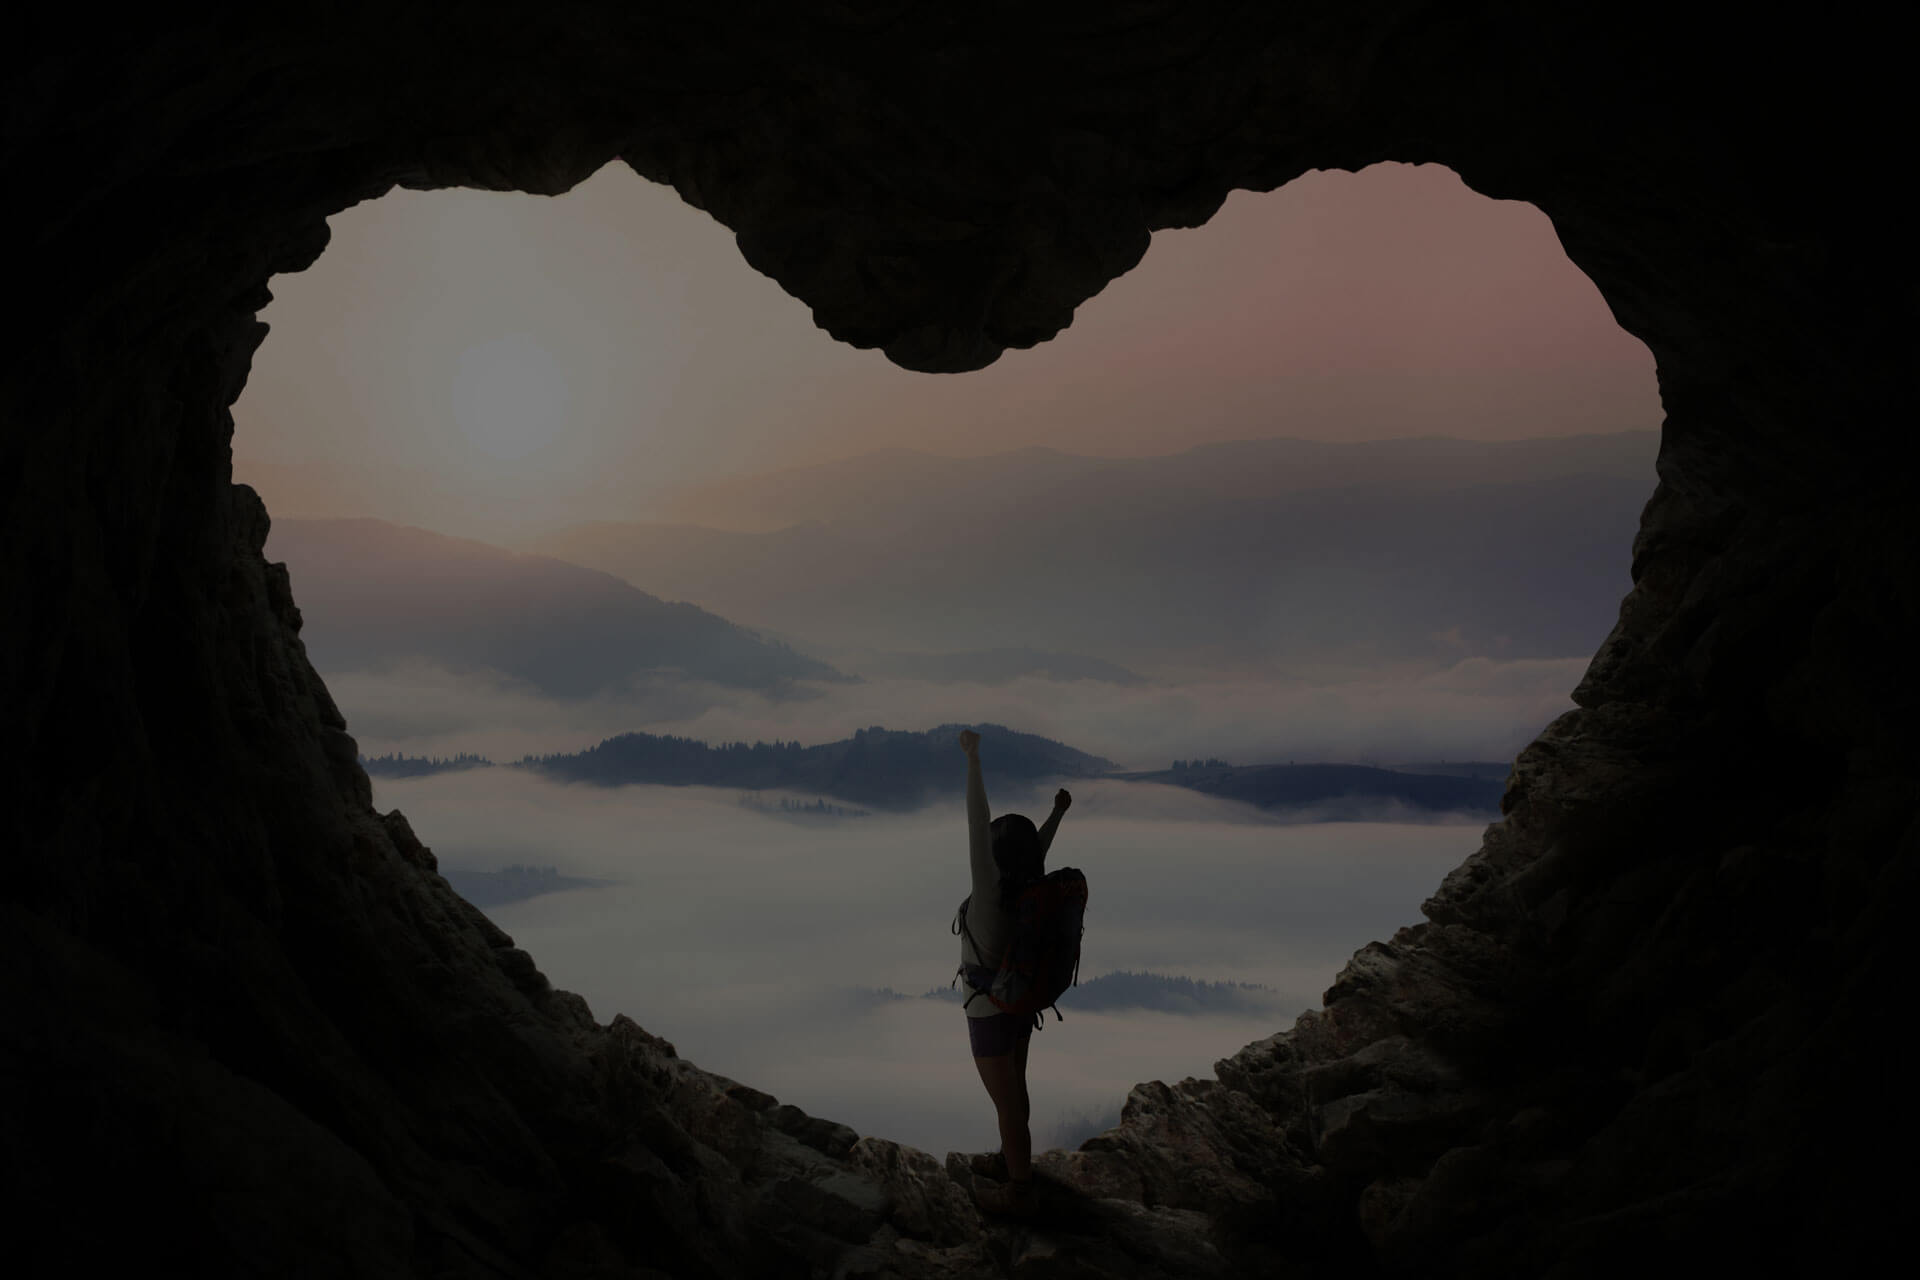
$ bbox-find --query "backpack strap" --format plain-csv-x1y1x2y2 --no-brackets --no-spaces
952,896,983,954
952,895,1001,1007
952,895,996,970
950,899,968,990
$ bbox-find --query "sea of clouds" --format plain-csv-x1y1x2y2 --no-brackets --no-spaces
376,769,1486,1157
331,655,1586,771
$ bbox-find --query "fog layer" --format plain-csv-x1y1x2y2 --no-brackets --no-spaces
331,656,1581,771
378,771,1480,1155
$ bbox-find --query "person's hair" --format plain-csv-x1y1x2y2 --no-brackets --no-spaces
990,813,1043,907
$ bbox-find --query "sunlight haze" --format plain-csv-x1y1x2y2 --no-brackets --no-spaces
234,160,1657,546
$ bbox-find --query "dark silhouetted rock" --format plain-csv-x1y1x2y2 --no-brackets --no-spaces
4,5,1910,1278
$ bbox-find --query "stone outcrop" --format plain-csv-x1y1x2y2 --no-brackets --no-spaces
4,5,1911,1277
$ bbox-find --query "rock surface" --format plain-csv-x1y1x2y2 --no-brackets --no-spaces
3,4,1912,1278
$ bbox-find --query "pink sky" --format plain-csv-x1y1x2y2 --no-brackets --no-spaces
233,160,1657,545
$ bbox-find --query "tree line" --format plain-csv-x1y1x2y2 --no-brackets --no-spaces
361,751,493,778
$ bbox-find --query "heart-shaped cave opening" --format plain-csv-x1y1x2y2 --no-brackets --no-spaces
233,158,1658,1159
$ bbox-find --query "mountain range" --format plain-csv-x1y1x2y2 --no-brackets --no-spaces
367,722,1505,818
267,517,843,697
1123,761,1505,817
519,722,1117,811
914,969,1285,1014
650,433,1659,533
530,432,1657,672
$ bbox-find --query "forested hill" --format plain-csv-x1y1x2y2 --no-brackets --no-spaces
520,723,1116,810
1121,761,1506,818
368,726,1504,818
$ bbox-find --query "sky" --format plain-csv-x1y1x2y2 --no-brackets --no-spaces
232,159,1658,546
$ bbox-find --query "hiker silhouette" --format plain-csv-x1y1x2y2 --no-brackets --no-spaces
952,727,1076,1218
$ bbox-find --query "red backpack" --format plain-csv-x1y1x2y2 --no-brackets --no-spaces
952,866,1088,1024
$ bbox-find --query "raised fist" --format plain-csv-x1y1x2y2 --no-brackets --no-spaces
957,729,981,755
1055,788,1073,811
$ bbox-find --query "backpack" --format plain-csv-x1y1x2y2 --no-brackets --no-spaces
952,866,1088,1025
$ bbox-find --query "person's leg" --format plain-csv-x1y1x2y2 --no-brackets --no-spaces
972,1050,1032,1180
968,1011,1032,1180
1012,1025,1033,1152
968,1014,1039,1217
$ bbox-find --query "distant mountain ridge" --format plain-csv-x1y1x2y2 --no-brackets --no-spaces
439,864,611,909
361,751,493,778
838,646,1146,686
390,716,1505,817
1122,761,1505,818
361,723,1507,817
520,722,1116,811
654,433,1658,533
531,431,1657,672
914,969,1285,1014
269,518,844,697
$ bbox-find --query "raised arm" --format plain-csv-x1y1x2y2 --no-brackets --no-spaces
959,730,994,891
1036,787,1071,856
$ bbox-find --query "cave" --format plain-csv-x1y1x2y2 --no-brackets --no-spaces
6,7,1910,1279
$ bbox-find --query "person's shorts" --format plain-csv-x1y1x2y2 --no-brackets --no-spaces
967,1010,1035,1058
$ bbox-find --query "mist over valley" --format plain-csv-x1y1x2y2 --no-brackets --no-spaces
268,430,1648,773
381,769,1483,1156
263,434,1643,1159
364,726,1507,820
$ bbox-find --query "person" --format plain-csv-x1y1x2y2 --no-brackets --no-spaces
955,727,1071,1218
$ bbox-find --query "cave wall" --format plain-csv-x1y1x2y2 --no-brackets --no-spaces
4,4,1912,1277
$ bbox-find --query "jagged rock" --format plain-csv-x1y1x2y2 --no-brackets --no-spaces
764,1167,891,1244
771,1102,863,1160
850,1138,982,1245
5,5,1913,1279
